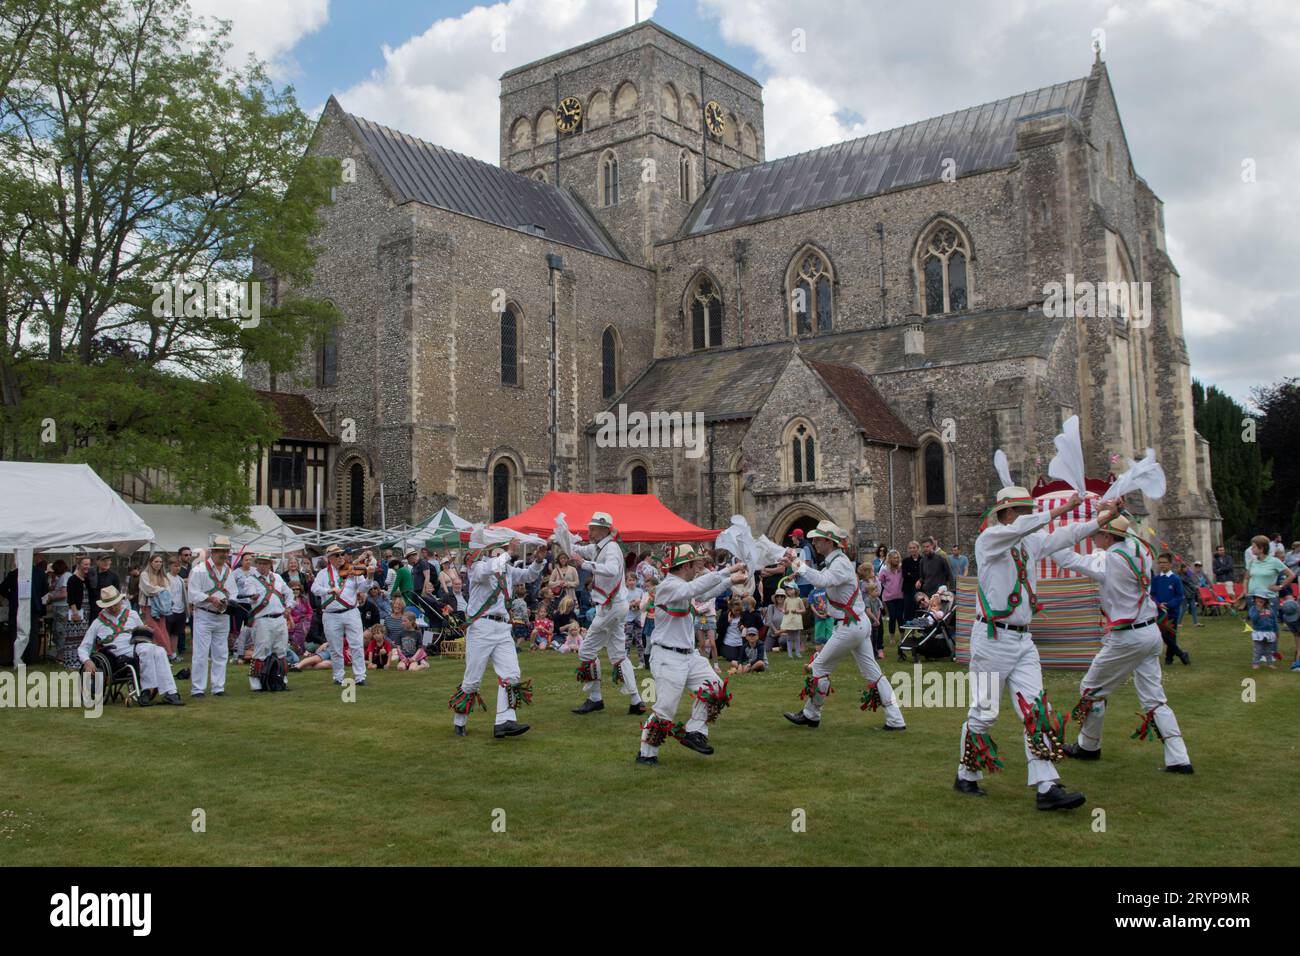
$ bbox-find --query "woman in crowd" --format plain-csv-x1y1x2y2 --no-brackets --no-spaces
286,580,314,654
872,544,888,576
46,559,71,664
138,552,174,658
717,596,745,663
877,549,906,661
548,552,579,605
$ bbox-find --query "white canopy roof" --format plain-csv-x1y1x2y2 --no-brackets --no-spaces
0,462,154,555
126,503,306,555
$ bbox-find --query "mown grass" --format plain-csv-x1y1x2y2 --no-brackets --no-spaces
1,614,1295,866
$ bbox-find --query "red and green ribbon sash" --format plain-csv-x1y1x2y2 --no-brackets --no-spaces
466,572,507,626
592,576,623,608
203,560,230,601
829,582,861,625
976,546,1041,638
251,573,285,616
96,607,131,643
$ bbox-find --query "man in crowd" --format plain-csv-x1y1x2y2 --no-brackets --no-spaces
79,586,184,706
901,541,923,620
247,554,291,692
948,544,969,579
88,554,119,609
312,545,369,687
920,538,954,596
1212,545,1234,583
188,537,234,698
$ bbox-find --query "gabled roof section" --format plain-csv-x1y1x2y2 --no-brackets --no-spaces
678,76,1090,238
331,99,625,260
256,390,335,444
803,359,918,447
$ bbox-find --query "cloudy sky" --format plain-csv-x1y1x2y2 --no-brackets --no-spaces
194,0,1298,407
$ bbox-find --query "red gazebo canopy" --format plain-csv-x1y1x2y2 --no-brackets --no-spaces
494,492,720,543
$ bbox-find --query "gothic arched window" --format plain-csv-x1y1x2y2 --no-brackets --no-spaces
789,421,816,484
601,326,618,399
923,440,946,506
917,221,971,316
500,304,519,385
687,275,723,350
679,151,692,202
601,151,619,207
788,247,833,335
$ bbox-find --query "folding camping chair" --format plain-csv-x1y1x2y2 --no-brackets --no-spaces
1198,586,1232,617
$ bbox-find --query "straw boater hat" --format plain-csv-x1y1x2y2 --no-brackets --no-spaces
806,519,849,548
664,543,702,570
209,535,231,552
254,552,275,564
96,585,126,609
989,485,1035,517
324,544,344,557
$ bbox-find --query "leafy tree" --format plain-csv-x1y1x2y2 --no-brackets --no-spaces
0,0,340,519
1192,379,1264,546
1253,377,1300,540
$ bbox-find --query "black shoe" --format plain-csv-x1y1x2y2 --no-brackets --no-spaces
628,702,647,715
135,692,153,707
1163,763,1194,775
493,721,530,738
635,754,658,766
1036,784,1086,811
678,731,714,755
1179,651,1191,666
213,691,224,697
190,692,205,699
1165,656,1174,666
160,692,185,706
454,724,467,737
572,698,605,715
333,678,344,686
1063,743,1101,760
953,776,986,797
879,724,907,732
783,711,820,728
355,678,366,686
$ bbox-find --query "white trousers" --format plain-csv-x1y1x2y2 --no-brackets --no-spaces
578,602,640,703
802,620,905,727
957,624,1058,787
191,608,230,695
250,615,290,691
129,641,178,695
638,648,718,757
456,618,522,726
1075,624,1190,766
323,609,365,683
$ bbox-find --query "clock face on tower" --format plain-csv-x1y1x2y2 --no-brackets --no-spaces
555,96,583,134
704,100,725,139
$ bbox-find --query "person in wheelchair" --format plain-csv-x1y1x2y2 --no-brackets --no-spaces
78,585,184,706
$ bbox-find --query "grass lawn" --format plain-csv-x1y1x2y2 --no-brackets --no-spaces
1,613,1296,866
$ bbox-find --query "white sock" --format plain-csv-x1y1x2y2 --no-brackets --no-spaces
1037,781,1056,794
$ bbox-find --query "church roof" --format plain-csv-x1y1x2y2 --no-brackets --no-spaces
803,359,918,447
599,309,1065,429
678,77,1090,238
338,104,625,260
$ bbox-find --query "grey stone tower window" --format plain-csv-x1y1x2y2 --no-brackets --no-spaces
679,151,692,201
501,305,519,385
317,327,338,388
491,462,511,522
689,276,723,350
919,223,970,315
923,440,946,505
792,423,816,483
601,327,617,398
631,465,648,495
789,249,833,335
601,151,619,207
348,462,365,526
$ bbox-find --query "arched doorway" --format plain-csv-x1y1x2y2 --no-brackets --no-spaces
347,462,365,527
767,502,830,549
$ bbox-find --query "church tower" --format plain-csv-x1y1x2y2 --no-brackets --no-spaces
499,21,764,264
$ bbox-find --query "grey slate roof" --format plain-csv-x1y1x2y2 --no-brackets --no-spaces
599,310,1065,427
339,104,624,260
679,77,1090,238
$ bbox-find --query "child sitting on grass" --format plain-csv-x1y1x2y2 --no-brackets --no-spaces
728,626,767,675
530,616,555,651
1248,591,1279,669
364,624,391,670
556,620,583,654
396,611,428,670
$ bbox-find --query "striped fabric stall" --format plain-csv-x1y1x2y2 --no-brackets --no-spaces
1034,493,1100,579
954,575,1104,669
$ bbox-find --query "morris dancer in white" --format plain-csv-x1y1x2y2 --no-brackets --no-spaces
247,553,292,692
449,532,547,738
782,520,906,731
569,512,646,716
311,545,368,687
188,536,234,698
636,544,746,766
953,482,1104,810
1054,514,1193,774
79,585,184,705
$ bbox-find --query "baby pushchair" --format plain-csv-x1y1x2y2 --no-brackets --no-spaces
898,595,956,662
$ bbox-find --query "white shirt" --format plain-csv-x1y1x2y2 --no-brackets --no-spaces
311,565,367,612
793,549,863,622
188,559,234,612
78,607,144,663
167,573,186,613
1054,526,1158,627
466,553,544,620
247,571,291,618
233,565,258,601
973,511,1095,628
652,569,731,651
573,536,628,614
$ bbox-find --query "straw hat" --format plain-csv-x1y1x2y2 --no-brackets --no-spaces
664,543,702,569
587,511,614,529
324,544,344,556
806,519,849,547
209,535,231,552
989,486,1035,517
254,553,275,564
96,585,126,609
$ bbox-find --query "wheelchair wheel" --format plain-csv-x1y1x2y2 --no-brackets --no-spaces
84,651,114,705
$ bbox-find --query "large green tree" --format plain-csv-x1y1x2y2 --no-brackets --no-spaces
0,0,339,519
1192,379,1266,546
1253,377,1300,540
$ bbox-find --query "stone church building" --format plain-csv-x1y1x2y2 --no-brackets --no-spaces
246,21,1218,558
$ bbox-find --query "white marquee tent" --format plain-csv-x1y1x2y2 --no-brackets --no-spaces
0,463,155,663
126,504,306,556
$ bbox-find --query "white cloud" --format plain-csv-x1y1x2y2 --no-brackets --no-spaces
190,0,330,77
330,0,657,162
